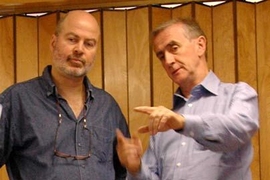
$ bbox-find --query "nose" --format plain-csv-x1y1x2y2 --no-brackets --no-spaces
73,42,84,55
164,51,175,67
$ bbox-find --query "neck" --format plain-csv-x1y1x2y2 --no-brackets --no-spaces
52,69,86,118
180,69,209,98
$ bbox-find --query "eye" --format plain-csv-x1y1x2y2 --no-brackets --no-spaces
67,37,77,43
170,44,179,53
84,40,96,49
156,52,165,61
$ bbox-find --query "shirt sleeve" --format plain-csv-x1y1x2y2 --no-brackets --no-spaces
0,93,14,167
180,82,259,152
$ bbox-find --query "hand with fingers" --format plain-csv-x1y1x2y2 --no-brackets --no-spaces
134,106,185,135
116,129,143,175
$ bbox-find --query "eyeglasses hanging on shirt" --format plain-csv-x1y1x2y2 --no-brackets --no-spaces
53,99,91,160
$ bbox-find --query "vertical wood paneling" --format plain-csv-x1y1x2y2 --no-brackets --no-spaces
194,4,213,70
212,2,235,82
88,11,102,89
236,2,259,180
0,16,14,93
172,3,193,18
256,1,270,180
0,16,13,180
103,10,128,119
38,13,57,75
151,7,173,108
127,7,150,149
16,16,38,82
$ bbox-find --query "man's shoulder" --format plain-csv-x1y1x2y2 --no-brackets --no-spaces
0,76,42,99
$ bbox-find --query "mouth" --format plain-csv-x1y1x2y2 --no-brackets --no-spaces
68,57,84,66
172,68,181,75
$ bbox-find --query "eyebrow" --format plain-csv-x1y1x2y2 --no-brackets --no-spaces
65,32,97,42
155,40,180,56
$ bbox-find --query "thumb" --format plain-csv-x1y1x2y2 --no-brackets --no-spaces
116,128,126,145
131,132,143,156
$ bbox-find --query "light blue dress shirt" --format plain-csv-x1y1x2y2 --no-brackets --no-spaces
128,71,259,180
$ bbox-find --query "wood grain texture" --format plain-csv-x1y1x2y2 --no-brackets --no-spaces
194,3,213,70
236,2,259,180
212,2,235,82
127,7,151,149
16,16,38,82
38,13,57,75
0,17,14,93
103,10,128,119
256,1,270,180
0,16,13,180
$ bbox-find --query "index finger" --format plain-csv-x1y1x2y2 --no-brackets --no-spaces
134,106,156,115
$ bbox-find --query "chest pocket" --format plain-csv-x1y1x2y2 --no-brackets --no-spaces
90,125,114,163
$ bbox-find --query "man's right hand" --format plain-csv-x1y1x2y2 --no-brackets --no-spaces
116,129,143,175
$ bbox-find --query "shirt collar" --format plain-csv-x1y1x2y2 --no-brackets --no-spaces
173,70,220,102
42,65,94,100
200,70,220,96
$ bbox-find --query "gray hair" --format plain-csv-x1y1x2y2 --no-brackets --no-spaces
151,18,206,41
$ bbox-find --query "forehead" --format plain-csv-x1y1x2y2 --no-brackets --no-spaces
60,15,100,39
153,24,187,50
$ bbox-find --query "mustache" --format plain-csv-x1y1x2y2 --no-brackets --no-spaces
67,56,85,63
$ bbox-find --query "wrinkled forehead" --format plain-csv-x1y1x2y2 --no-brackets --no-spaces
153,24,186,51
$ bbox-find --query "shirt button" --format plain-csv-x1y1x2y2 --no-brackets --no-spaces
189,131,195,137
81,165,85,168
176,162,181,167
188,103,192,107
78,143,81,147
181,142,186,146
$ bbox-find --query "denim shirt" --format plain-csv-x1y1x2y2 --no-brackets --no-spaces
0,65,129,180
128,71,259,180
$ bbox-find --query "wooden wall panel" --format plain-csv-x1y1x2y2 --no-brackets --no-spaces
38,13,57,75
103,10,128,119
87,11,102,89
194,4,213,70
127,7,150,149
151,7,173,108
256,1,270,180
212,2,235,82
236,2,259,180
16,16,38,82
172,3,193,18
0,16,13,180
0,17,14,93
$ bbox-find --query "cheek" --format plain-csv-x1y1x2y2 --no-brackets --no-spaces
53,45,68,61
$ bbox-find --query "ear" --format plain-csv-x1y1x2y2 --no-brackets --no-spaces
196,35,206,57
50,34,57,52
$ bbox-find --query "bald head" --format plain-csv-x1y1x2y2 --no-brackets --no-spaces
55,10,100,37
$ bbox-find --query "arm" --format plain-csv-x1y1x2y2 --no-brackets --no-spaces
181,82,259,152
135,83,259,152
